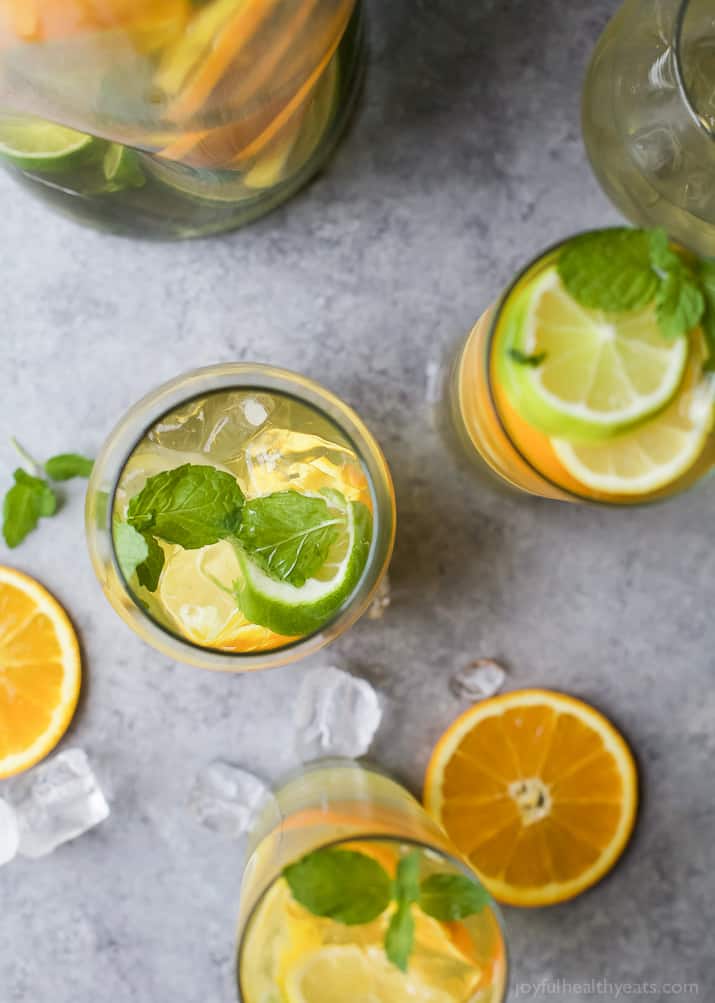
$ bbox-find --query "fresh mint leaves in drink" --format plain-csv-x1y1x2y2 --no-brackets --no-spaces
126,464,245,550
558,226,714,343
385,901,415,972
283,846,488,972
385,850,421,971
696,259,715,370
419,872,490,921
114,522,165,592
558,228,659,312
2,470,58,548
283,848,392,925
44,453,94,481
236,490,341,586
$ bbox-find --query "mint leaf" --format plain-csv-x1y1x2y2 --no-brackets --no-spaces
394,851,421,905
114,523,165,591
508,348,546,367
648,228,681,273
558,228,659,312
2,470,57,548
114,522,149,581
45,453,94,481
283,849,392,925
655,268,704,340
136,533,164,592
237,490,342,587
385,901,415,973
127,464,244,550
419,873,489,921
697,260,715,371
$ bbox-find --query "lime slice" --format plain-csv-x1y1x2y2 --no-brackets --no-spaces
551,343,715,496
235,491,372,637
498,267,689,441
0,116,95,171
103,143,146,191
283,945,455,1003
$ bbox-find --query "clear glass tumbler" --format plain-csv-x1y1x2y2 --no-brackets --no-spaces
236,760,509,1003
86,363,395,671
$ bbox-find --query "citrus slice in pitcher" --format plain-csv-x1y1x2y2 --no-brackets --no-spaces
425,689,638,906
0,116,94,171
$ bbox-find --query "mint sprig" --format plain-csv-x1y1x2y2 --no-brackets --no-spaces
2,440,93,549
557,227,715,346
283,847,487,972
236,490,341,587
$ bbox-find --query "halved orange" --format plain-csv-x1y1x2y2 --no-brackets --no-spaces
424,689,638,907
0,567,81,778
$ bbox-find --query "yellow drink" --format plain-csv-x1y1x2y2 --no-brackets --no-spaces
452,236,715,505
86,364,395,671
237,761,508,1003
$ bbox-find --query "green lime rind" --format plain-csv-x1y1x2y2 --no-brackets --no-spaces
0,117,96,172
103,144,146,191
496,267,689,443
234,497,372,637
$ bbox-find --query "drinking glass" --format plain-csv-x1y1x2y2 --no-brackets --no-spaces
86,363,395,671
236,759,509,1002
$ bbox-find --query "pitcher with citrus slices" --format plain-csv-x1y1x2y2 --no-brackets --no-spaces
452,227,715,504
0,0,364,236
236,760,508,1003
85,363,395,671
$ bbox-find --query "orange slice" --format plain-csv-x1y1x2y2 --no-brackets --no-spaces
0,567,81,778
424,689,638,907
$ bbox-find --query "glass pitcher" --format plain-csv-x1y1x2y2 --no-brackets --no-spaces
582,0,715,256
0,0,364,238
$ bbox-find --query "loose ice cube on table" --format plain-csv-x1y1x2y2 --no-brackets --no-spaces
450,659,506,701
294,665,382,761
189,761,273,839
11,749,110,859
0,797,19,867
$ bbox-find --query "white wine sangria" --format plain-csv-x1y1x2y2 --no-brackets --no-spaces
86,365,395,671
0,0,364,237
582,0,715,257
236,761,508,1003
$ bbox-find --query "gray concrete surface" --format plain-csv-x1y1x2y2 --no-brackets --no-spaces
1,1,713,1000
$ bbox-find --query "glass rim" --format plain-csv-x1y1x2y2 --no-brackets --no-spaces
481,227,708,509
675,0,715,142
235,831,509,1003
87,362,395,671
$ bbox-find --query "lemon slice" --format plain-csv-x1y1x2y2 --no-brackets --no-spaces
156,540,293,651
551,346,715,496
499,267,689,441
0,116,95,172
283,945,457,1003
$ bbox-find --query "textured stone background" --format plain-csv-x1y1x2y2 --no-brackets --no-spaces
1,1,713,1000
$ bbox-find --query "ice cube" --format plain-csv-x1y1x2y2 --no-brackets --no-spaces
631,124,682,178
294,665,382,761
424,359,445,405
11,749,110,859
450,659,506,701
188,761,273,839
367,574,391,621
0,797,19,867
148,392,275,460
